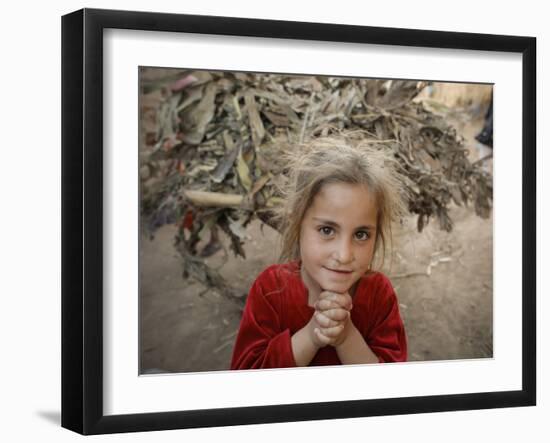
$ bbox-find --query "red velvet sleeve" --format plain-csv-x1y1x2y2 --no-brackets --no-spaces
367,275,408,363
230,271,297,369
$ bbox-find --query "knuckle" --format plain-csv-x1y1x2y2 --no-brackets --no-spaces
327,325,342,337
332,309,345,320
314,328,324,341
318,314,329,327
320,332,332,344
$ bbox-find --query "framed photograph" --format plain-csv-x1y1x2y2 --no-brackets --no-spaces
61,8,536,435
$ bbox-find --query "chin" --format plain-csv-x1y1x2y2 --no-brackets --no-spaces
318,277,356,294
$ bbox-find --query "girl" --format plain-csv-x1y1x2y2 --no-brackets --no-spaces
230,136,408,369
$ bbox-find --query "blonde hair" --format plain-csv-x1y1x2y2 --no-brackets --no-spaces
275,134,408,271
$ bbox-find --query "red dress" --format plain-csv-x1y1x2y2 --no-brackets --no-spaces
230,262,407,369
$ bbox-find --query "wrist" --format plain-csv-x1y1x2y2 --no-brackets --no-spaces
291,318,323,367
334,321,380,365
307,316,324,350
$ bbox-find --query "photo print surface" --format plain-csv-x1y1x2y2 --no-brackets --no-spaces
138,67,493,375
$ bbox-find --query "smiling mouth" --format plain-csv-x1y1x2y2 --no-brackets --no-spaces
325,267,353,274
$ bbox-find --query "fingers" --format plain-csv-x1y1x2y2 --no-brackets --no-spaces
314,299,341,311
313,327,334,346
315,307,349,322
313,325,344,346
319,324,345,338
312,291,353,348
319,291,353,311
314,311,340,328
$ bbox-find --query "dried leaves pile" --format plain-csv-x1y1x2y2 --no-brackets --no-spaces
139,69,492,294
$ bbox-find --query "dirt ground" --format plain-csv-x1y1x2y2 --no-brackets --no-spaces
139,74,493,374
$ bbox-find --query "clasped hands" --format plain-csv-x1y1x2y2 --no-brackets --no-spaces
310,290,354,348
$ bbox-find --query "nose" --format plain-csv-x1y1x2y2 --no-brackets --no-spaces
334,238,353,264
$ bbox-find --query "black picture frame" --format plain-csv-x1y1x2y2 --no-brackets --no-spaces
61,8,536,435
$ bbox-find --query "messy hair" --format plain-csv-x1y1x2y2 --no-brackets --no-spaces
275,133,408,271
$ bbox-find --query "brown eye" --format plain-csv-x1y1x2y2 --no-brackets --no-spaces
318,226,334,237
355,230,370,241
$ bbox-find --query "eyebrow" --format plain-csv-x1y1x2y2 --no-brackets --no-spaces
312,217,377,230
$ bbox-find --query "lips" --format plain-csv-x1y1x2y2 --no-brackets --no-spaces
324,267,353,274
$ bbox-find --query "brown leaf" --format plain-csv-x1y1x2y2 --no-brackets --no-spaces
249,174,271,199
176,86,204,112
261,110,289,127
211,143,239,184
245,92,265,148
236,147,252,192
180,82,218,145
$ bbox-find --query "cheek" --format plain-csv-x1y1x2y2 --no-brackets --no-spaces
299,230,314,257
368,240,375,257
362,244,376,264
299,230,325,263
350,242,375,266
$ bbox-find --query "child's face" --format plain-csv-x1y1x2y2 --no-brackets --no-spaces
299,182,377,297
